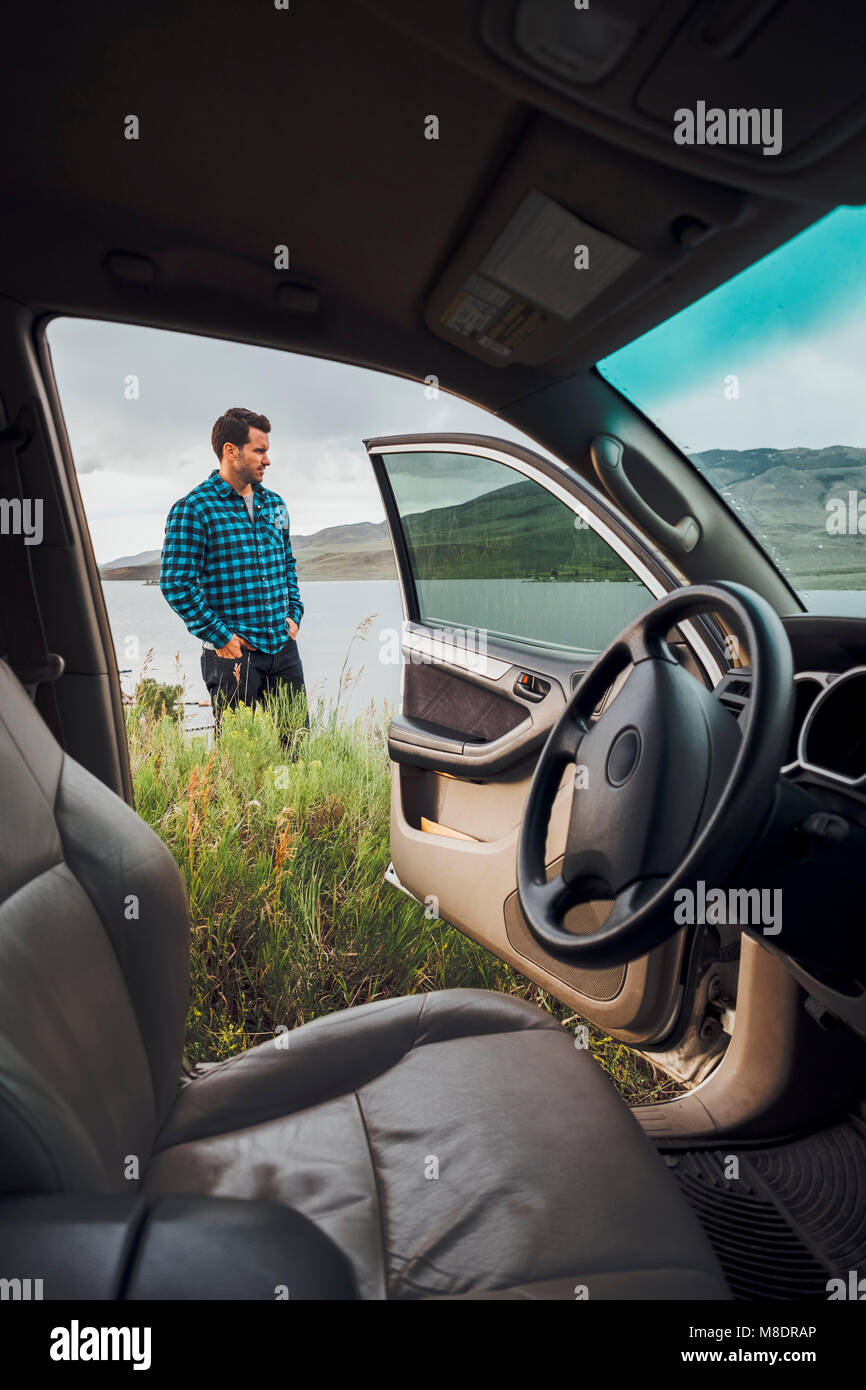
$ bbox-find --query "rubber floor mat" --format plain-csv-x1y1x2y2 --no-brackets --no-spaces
667,1118,866,1299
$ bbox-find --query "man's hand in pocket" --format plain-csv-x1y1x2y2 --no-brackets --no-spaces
288,619,299,641
215,634,254,659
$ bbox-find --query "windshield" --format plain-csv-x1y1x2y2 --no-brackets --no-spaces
598,206,866,617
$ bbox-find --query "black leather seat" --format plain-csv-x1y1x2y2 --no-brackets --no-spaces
0,659,729,1299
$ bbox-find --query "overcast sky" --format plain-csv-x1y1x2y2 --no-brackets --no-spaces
47,319,547,563
600,205,866,455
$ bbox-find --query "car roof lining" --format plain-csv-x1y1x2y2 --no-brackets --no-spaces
3,0,864,419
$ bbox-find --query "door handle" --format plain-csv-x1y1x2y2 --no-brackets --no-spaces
590,434,700,554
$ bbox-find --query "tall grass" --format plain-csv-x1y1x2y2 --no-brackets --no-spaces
125,678,679,1104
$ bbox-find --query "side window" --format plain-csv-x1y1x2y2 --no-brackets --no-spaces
380,450,653,655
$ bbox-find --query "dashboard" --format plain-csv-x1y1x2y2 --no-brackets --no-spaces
710,615,866,1040
714,616,866,804
794,669,866,788
716,666,866,789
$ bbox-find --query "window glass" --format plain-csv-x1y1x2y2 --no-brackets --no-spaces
598,206,866,617
381,451,651,655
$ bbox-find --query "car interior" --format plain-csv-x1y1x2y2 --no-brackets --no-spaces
2,0,866,1303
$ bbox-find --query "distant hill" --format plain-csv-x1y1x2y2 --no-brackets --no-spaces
693,445,866,587
101,484,633,586
291,519,395,578
400,478,635,582
104,547,162,569
99,447,866,590
101,521,397,582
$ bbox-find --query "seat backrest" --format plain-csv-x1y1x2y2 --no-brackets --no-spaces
0,659,190,1196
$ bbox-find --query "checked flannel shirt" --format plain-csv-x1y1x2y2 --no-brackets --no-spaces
160,469,304,654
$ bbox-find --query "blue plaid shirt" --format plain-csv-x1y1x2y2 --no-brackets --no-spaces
160,470,303,653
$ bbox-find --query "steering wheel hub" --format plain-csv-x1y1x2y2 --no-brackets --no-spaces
606,726,641,786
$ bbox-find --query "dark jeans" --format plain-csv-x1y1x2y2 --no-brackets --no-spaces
201,638,308,736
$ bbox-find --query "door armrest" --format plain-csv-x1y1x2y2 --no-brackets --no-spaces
388,710,548,774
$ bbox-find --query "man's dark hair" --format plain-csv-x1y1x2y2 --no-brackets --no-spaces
211,407,271,461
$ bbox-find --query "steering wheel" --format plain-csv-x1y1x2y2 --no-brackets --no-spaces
516,583,794,969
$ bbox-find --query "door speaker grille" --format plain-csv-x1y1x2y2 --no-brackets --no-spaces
504,890,624,1000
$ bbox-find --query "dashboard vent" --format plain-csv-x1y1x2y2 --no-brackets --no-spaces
724,679,751,699
715,670,752,719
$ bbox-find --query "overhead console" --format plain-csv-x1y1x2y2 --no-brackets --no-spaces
478,0,866,194
363,0,866,370
365,0,866,198
423,114,747,368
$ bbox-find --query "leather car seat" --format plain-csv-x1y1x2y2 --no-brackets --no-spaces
0,659,729,1299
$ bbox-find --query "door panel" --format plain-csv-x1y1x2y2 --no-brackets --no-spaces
389,755,688,1042
367,433,720,1047
390,633,565,775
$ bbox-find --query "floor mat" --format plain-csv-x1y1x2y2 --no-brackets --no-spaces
667,1117,866,1299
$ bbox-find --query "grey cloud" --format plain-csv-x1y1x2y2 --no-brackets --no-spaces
49,317,545,476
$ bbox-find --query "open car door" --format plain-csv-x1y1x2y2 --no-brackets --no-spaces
367,433,729,1077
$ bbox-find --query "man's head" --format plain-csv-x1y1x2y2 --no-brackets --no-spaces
212,407,272,489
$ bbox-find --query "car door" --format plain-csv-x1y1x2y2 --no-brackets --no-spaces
367,432,726,1054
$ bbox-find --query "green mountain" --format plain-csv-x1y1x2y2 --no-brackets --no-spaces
401,479,637,582
99,447,866,590
101,522,397,582
692,446,866,587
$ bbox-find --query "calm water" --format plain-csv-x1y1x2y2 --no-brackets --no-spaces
102,579,866,727
101,577,651,723
799,590,866,618
102,579,405,721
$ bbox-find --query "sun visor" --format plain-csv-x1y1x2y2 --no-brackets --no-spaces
430,191,649,366
480,191,640,319
424,118,745,368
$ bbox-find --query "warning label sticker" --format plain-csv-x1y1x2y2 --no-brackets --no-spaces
440,191,642,357
441,271,544,358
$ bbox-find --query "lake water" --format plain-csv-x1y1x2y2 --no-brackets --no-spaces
102,579,405,723
101,579,866,728
799,590,866,618
417,578,651,652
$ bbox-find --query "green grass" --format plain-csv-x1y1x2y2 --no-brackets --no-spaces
125,680,679,1105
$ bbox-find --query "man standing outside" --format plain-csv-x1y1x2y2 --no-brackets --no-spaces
160,406,306,733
